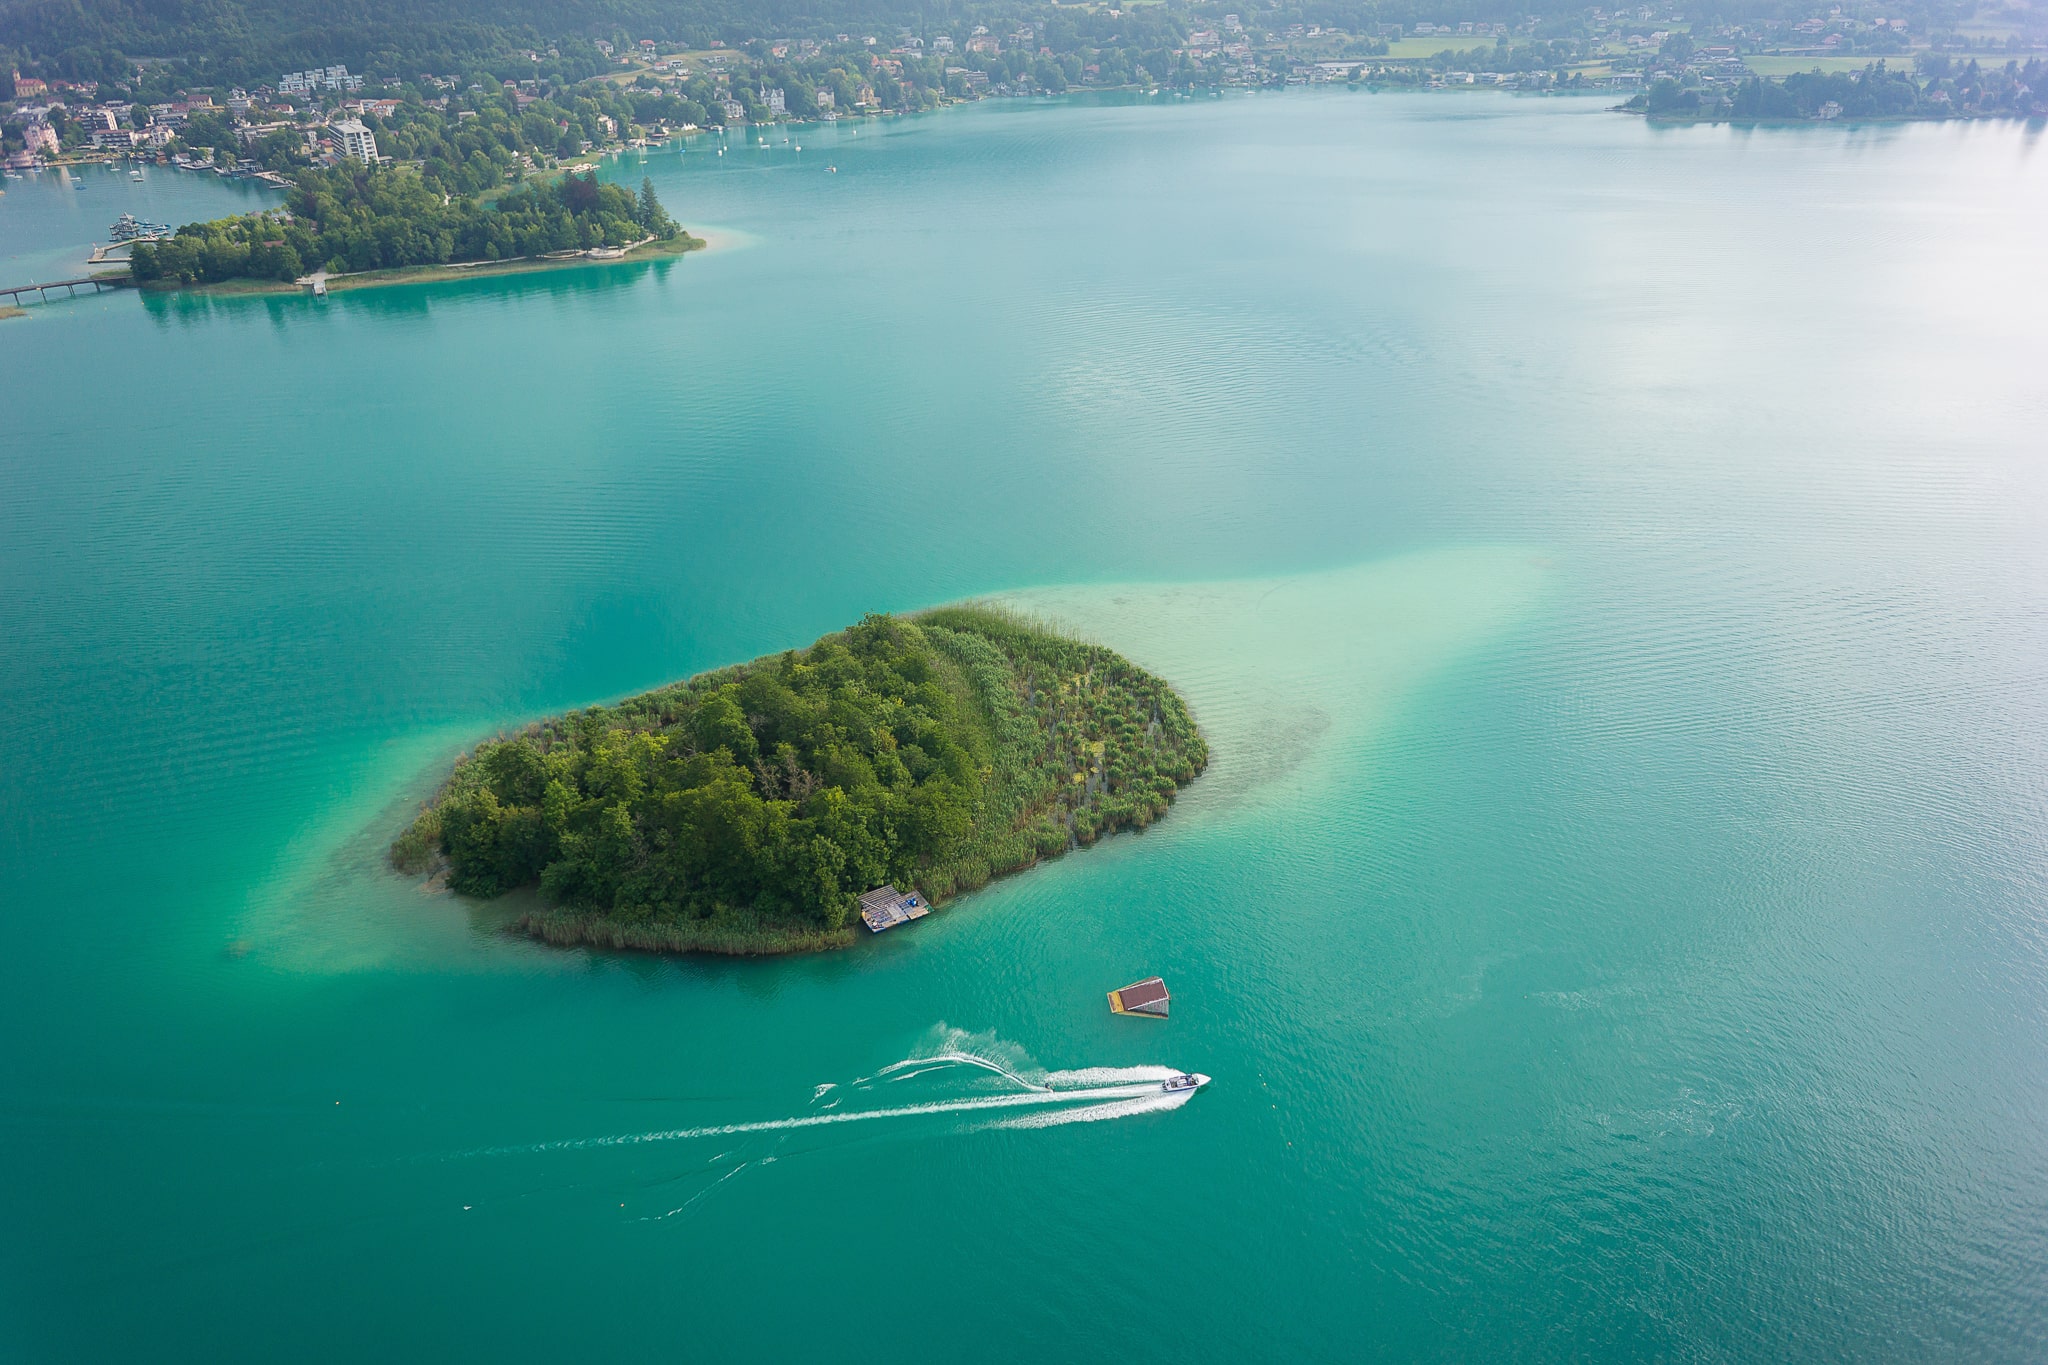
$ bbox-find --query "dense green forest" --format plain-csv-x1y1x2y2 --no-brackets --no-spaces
129,168,680,283
391,608,1207,954
0,1,1200,109
0,0,1051,87
0,0,2005,88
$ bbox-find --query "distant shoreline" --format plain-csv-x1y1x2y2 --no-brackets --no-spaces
142,232,707,299
1633,109,2034,126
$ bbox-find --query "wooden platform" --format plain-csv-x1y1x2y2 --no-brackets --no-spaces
859,884,929,933
1108,976,1170,1018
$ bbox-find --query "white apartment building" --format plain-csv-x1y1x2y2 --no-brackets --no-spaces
279,65,363,96
330,118,379,161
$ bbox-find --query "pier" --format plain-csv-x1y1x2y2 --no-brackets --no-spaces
0,276,131,306
86,241,156,265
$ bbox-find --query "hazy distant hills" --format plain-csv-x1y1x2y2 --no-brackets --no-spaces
0,0,983,82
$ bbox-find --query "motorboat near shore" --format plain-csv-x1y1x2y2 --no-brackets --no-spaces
1162,1073,1209,1094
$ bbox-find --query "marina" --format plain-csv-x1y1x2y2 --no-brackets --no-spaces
108,212,172,242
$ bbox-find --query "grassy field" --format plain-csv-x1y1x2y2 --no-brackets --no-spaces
1742,54,1916,75
513,908,858,955
1385,36,1494,59
1951,22,2025,41
603,48,730,82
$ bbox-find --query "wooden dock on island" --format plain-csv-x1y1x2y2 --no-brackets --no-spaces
859,885,929,933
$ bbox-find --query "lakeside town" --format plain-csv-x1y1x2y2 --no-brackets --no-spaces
4,0,2044,178
5,65,449,177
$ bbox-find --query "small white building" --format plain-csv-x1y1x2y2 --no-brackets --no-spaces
764,86,786,114
330,118,379,162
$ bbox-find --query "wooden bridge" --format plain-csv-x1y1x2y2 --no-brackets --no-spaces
0,276,131,306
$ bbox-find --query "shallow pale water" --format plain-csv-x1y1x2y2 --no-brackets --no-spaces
3,94,2046,1360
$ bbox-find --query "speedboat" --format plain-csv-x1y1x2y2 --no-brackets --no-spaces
1161,1073,1209,1094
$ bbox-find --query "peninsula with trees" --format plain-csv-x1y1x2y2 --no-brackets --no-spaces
95,88,705,293
390,608,1208,955
130,165,695,291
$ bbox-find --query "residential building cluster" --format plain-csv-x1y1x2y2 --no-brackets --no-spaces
2,69,391,172
278,66,363,96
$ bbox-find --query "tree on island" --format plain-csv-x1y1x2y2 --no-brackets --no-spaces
638,177,676,238
392,609,1208,955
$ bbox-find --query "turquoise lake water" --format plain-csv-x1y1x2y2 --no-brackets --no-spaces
3,93,2046,1359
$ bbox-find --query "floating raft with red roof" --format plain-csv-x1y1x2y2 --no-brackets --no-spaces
1108,976,1170,1019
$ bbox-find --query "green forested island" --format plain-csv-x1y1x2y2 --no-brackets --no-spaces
131,167,689,288
391,608,1207,955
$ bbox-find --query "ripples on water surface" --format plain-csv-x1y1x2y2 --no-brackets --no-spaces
1,94,2045,1361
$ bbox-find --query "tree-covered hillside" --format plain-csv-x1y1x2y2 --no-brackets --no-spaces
0,0,994,87
392,608,1207,954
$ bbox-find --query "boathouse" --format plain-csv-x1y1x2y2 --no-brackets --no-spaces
1108,977,1170,1018
859,885,929,933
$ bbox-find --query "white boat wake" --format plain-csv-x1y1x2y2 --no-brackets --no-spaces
476,1077,1185,1157
870,1050,1053,1091
455,1028,1205,1161
990,1090,1197,1129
